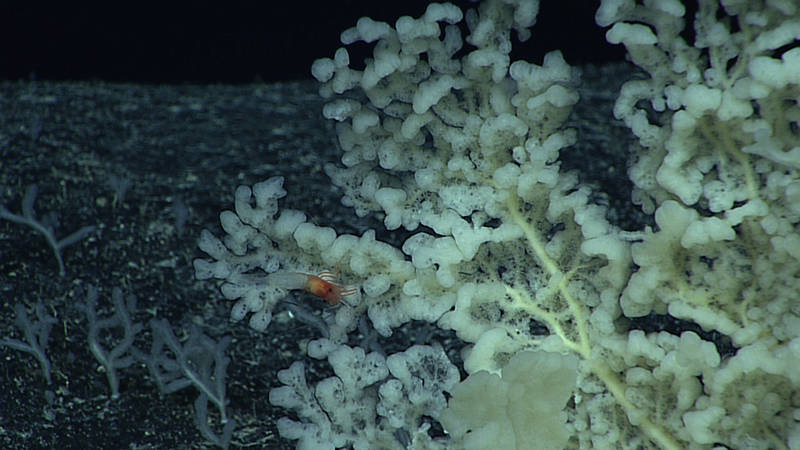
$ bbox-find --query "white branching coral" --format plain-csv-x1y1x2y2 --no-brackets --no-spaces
269,340,459,449
195,0,800,448
193,176,415,340
596,0,800,447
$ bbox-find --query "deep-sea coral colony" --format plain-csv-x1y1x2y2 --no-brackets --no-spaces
194,0,800,448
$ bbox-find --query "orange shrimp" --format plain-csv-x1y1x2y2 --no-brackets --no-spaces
267,270,358,306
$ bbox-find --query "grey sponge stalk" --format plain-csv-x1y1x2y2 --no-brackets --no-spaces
1,302,57,384
78,285,143,399
0,184,96,276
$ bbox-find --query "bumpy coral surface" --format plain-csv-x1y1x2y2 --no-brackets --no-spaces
195,1,800,448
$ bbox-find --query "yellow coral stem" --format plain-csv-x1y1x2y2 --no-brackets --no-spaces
505,196,591,357
591,362,683,450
